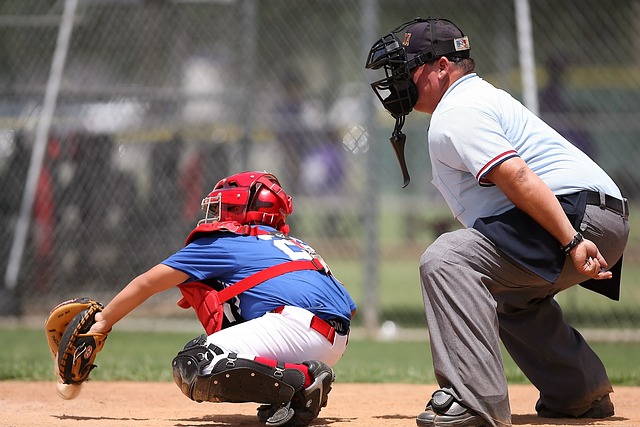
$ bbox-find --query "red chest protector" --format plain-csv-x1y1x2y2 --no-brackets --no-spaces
177,222,324,335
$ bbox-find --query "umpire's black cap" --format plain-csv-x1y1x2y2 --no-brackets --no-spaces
402,18,471,64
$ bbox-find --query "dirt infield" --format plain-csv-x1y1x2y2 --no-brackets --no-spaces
2,382,640,427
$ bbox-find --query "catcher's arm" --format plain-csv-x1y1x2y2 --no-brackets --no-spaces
89,264,189,334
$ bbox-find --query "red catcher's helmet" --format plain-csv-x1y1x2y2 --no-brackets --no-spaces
199,171,293,232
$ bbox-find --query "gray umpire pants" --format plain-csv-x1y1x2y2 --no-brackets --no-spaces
419,205,629,427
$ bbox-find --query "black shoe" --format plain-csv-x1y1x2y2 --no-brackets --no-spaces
416,390,488,427
536,394,614,419
257,403,295,426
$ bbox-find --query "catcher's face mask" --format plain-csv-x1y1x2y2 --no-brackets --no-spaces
365,17,470,187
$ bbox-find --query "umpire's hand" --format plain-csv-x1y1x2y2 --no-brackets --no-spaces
570,238,613,280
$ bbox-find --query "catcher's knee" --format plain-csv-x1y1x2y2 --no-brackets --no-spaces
171,334,305,405
171,334,217,399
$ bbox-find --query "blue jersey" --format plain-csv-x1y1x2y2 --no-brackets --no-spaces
162,226,356,324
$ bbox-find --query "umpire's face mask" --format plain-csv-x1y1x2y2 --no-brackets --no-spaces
371,76,418,118
365,31,419,188
366,33,419,118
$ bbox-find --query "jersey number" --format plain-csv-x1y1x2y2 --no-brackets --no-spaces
273,239,313,260
259,233,331,274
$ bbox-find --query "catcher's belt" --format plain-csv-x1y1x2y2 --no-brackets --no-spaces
271,306,350,344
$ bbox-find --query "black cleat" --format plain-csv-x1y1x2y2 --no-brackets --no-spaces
416,389,488,427
536,393,614,419
257,403,295,426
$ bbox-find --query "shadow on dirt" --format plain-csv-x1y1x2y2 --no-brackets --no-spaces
512,414,629,425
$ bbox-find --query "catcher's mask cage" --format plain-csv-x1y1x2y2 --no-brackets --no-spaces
365,17,469,187
200,171,293,233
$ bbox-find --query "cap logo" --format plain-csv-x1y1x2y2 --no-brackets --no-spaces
454,36,470,51
402,33,412,47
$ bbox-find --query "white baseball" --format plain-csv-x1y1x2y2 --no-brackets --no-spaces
56,382,82,400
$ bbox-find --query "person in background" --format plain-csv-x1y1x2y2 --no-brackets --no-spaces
539,55,595,158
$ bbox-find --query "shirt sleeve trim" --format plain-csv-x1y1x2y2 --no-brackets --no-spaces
476,150,519,186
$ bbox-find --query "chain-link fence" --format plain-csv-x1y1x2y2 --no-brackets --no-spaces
1,0,639,336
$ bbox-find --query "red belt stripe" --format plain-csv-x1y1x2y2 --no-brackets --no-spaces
272,306,337,344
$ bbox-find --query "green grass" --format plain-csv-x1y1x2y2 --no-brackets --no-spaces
329,254,640,328
3,328,640,386
318,201,640,329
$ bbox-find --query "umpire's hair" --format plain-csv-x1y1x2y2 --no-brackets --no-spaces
451,57,476,74
426,56,476,74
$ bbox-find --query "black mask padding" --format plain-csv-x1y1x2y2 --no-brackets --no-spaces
382,79,418,118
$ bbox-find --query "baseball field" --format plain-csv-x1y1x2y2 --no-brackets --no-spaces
3,381,640,427
2,326,640,427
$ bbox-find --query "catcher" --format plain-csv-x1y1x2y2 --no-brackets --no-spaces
46,170,356,427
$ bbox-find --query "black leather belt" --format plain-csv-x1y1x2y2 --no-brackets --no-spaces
327,318,350,336
585,191,629,218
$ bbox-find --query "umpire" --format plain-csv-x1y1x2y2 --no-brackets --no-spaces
366,17,630,427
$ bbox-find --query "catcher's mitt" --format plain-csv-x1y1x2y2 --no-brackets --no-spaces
45,297,108,385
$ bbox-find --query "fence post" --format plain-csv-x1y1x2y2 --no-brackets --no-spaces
3,0,78,313
514,0,539,114
360,0,380,338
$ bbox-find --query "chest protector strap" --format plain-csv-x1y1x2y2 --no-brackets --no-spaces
177,258,325,335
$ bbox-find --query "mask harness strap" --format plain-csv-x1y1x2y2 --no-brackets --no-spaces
390,115,411,188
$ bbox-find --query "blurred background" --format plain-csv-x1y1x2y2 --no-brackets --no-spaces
1,0,639,338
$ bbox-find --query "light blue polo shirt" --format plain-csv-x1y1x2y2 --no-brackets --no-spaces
428,73,621,228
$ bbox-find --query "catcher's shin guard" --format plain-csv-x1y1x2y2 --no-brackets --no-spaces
290,360,335,425
171,334,306,405
257,360,335,426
